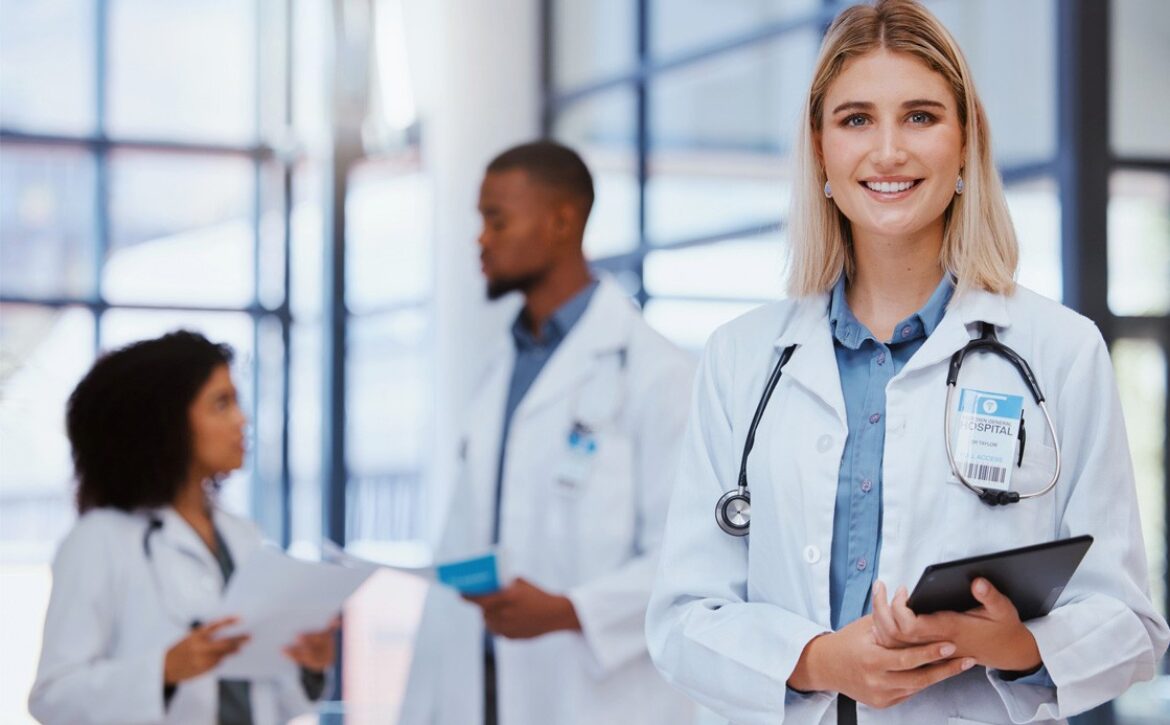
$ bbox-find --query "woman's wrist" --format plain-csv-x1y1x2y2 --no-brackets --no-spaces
788,632,830,693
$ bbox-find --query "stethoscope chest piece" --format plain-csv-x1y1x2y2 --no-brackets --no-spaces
716,489,751,536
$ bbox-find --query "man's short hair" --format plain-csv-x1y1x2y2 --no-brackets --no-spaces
486,140,595,218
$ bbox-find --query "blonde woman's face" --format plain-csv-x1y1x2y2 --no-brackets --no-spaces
818,49,963,249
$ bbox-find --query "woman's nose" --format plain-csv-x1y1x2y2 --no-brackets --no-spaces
869,126,908,168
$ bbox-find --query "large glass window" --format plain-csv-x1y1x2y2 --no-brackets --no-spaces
0,3,294,721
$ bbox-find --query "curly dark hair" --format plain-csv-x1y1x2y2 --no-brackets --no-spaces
66,330,234,513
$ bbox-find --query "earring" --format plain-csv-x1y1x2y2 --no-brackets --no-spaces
824,181,833,198
955,175,965,195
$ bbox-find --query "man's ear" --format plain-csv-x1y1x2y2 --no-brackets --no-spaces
551,197,581,242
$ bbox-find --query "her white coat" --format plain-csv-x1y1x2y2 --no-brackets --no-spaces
646,285,1169,725
400,277,696,725
29,506,318,725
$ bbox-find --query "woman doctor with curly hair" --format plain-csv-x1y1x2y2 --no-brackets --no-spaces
30,331,336,725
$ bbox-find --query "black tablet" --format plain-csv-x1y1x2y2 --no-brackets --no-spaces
907,535,1093,621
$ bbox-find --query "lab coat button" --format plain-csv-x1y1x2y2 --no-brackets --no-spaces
803,545,821,564
816,434,833,452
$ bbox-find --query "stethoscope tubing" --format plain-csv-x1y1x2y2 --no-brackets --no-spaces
718,321,1064,535
943,325,1062,503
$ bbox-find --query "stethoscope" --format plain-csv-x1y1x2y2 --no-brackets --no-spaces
715,321,1062,537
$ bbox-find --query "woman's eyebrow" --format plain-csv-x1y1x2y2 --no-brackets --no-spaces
830,98,949,114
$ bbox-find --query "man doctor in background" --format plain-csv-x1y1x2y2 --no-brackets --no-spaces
399,141,695,725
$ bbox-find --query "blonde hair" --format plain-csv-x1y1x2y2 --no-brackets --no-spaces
786,0,1018,297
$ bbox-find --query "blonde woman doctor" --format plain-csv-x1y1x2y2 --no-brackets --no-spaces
645,2,1168,724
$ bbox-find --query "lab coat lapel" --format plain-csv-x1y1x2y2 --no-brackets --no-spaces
513,278,632,422
895,287,1012,380
157,507,219,572
211,509,258,573
774,294,847,424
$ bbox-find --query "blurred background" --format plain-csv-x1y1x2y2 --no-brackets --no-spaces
0,0,1167,722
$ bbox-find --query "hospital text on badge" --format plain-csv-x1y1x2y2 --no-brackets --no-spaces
952,388,1025,491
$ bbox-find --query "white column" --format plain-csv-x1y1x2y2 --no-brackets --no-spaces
407,0,540,542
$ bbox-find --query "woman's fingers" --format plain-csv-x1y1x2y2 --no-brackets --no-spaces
871,581,903,646
199,616,241,637
890,586,920,635
902,654,976,693
970,578,1016,619
888,640,958,672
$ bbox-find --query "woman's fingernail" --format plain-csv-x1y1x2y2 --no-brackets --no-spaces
974,579,988,595
941,644,956,657
961,658,976,670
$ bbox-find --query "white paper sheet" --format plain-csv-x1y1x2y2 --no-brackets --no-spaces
212,546,375,679
320,538,435,579
322,540,512,594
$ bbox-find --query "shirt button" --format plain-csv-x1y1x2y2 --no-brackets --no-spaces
900,325,912,339
875,351,886,365
868,413,881,424
860,478,872,493
816,434,833,452
803,545,821,564
856,558,867,571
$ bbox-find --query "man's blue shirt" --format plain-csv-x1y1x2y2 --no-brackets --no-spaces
491,280,598,543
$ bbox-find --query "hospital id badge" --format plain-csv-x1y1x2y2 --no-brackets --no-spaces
555,422,597,493
950,388,1024,491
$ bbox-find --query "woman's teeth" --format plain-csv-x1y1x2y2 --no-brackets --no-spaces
865,180,916,193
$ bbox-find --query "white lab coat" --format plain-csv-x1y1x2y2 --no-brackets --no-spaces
29,506,318,725
400,277,697,725
646,285,1170,725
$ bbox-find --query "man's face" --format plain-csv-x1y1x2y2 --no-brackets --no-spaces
477,169,560,300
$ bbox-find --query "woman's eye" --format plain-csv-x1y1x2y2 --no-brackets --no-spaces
844,114,868,127
908,111,935,124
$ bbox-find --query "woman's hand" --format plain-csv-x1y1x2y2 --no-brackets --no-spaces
788,614,974,708
871,579,1043,673
283,617,340,672
163,617,250,685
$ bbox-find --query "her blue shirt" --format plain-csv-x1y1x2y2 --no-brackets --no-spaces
827,274,954,630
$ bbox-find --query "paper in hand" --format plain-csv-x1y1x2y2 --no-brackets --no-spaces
213,546,374,679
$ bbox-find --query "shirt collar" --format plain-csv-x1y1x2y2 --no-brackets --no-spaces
828,273,954,349
511,279,599,352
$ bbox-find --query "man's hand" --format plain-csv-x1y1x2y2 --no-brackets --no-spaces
871,579,1043,674
788,614,973,709
464,578,582,639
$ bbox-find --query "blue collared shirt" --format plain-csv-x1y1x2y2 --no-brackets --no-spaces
828,274,953,630
491,279,599,543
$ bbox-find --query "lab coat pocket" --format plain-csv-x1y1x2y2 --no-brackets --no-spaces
546,431,635,581
943,441,1059,556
